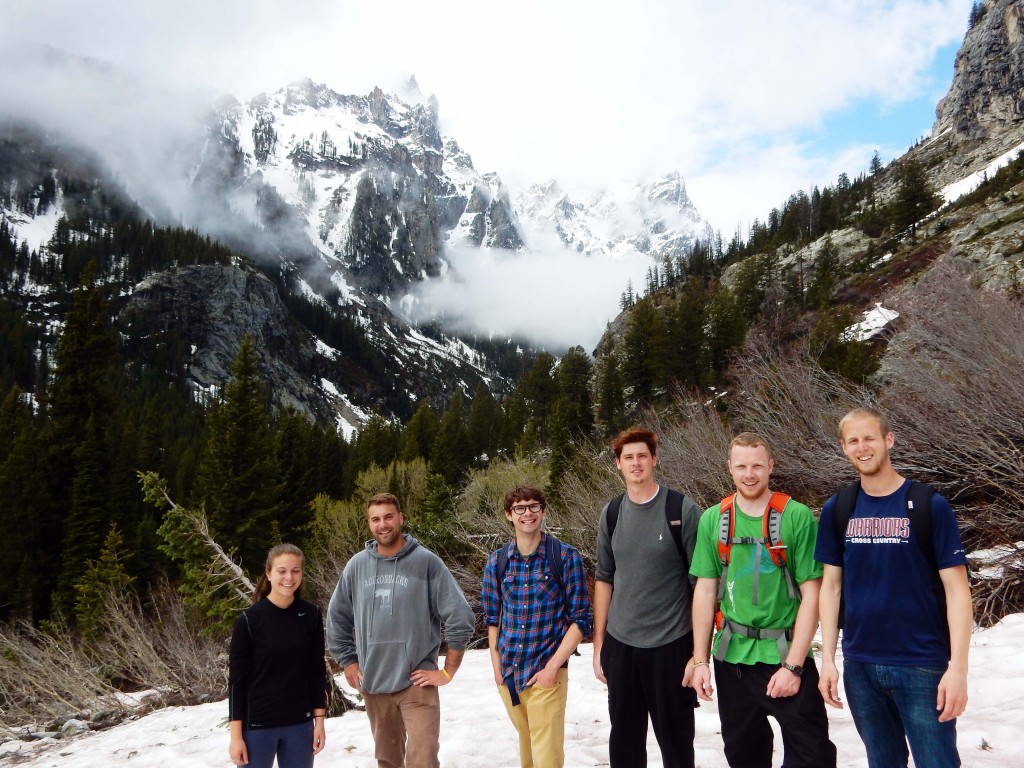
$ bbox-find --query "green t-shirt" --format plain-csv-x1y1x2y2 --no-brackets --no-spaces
689,497,823,665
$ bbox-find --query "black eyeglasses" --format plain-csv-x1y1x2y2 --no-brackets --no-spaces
510,502,544,515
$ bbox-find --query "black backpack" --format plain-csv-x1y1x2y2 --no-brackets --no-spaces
831,479,948,649
495,534,567,596
606,488,690,571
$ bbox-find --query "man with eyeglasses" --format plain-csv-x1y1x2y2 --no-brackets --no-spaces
482,485,592,768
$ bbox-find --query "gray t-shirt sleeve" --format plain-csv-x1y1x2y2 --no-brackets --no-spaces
680,495,701,588
595,501,615,583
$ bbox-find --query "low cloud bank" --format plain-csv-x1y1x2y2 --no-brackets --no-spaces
408,245,650,353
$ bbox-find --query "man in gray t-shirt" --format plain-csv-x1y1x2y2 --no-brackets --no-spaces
593,427,701,768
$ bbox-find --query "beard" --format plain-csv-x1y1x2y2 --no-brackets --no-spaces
849,447,887,476
374,529,401,548
734,481,768,501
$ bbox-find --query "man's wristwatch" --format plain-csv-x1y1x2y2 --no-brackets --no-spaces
781,662,804,676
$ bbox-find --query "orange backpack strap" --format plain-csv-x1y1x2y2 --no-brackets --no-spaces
764,492,798,600
717,494,736,566
762,492,792,568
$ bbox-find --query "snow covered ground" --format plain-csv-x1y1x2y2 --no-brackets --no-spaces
3,614,1023,767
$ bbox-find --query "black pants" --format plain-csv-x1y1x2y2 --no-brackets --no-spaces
714,659,837,768
601,632,697,768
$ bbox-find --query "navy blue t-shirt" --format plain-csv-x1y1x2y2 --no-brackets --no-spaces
815,479,967,666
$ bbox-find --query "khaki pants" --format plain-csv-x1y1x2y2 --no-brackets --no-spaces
497,667,569,768
363,685,441,768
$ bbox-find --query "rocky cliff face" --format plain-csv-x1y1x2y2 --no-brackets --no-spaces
118,262,498,429
935,0,1024,142
121,263,335,421
917,0,1024,192
189,78,529,301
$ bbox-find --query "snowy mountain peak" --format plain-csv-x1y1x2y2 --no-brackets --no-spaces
514,171,708,259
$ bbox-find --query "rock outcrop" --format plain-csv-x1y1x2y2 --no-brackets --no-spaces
934,0,1024,142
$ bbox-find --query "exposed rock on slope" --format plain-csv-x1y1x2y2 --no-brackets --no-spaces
917,0,1024,191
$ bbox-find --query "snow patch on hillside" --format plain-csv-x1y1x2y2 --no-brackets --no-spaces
941,141,1024,203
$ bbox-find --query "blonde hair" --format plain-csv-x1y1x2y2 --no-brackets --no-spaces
838,407,890,440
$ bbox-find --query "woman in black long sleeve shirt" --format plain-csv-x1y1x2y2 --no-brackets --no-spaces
228,544,327,767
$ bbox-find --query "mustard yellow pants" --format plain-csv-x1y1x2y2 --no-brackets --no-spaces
497,667,569,768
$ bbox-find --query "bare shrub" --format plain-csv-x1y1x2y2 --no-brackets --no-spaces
0,619,123,730
882,263,1024,531
556,361,856,568
91,582,227,707
553,407,733,571
880,262,1024,623
304,460,435,605
549,438,622,573
647,399,741,508
724,332,867,505
453,457,551,565
0,580,230,732
449,458,549,641
970,545,1024,627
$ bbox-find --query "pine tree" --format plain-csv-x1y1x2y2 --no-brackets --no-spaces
466,385,502,462
194,335,284,573
0,388,52,622
554,346,595,438
620,298,669,408
666,277,708,388
968,1,986,29
892,159,939,244
414,472,464,560
55,414,111,617
45,264,123,617
809,307,881,384
147,472,253,634
704,286,747,385
499,386,528,456
430,390,471,484
347,414,402,487
869,151,883,176
807,236,842,308
275,408,317,544
547,398,575,495
400,401,440,462
74,523,135,642
730,253,769,323
595,354,626,437
522,352,558,447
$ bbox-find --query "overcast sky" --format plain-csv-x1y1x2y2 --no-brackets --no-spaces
2,0,973,236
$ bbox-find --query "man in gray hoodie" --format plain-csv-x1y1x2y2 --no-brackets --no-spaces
328,492,475,768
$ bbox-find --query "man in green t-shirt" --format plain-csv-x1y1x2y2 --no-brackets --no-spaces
684,432,836,768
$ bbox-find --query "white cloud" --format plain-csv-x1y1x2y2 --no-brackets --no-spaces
410,246,650,353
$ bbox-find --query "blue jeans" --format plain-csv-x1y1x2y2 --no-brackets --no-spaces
843,660,959,768
244,720,315,768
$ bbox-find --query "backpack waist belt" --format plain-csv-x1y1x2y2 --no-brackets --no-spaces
714,618,793,663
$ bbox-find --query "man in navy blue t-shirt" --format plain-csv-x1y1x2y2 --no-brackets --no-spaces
815,407,972,768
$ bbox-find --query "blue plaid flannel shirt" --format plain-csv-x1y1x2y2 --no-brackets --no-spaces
482,533,592,694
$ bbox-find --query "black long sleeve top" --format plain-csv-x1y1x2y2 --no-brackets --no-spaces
228,597,327,729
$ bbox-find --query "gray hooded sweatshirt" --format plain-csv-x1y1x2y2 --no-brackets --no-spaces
327,534,475,694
